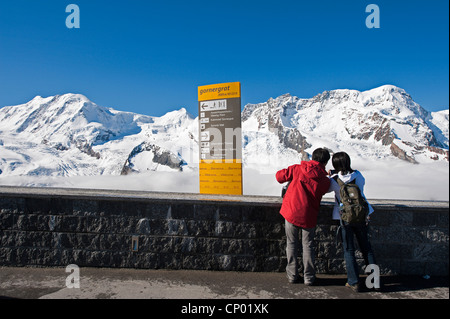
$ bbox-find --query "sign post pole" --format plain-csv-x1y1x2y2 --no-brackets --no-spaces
198,82,242,195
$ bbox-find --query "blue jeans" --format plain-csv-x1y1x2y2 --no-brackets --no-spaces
340,221,376,285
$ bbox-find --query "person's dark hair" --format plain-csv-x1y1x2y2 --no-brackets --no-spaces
312,148,330,165
332,152,354,175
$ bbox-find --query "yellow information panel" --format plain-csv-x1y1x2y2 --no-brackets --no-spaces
198,82,242,195
198,82,241,101
199,160,242,195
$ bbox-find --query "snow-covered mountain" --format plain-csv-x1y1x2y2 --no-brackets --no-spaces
0,94,197,177
0,85,448,180
243,85,449,168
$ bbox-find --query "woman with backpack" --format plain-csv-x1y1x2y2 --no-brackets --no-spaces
328,152,378,292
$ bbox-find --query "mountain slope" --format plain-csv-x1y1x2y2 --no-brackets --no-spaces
242,85,448,167
0,94,146,148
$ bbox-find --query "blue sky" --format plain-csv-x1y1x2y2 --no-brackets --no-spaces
0,0,448,116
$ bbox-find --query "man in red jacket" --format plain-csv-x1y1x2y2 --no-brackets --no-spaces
276,148,331,285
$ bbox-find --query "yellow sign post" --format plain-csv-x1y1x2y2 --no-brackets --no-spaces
198,82,242,195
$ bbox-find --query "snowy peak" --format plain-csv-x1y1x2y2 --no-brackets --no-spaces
243,85,448,163
1,93,94,135
364,85,429,120
19,94,94,129
0,93,146,148
306,85,428,120
156,107,195,126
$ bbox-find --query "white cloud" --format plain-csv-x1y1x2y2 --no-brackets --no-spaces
1,160,448,201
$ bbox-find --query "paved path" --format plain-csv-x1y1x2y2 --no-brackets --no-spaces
0,267,447,300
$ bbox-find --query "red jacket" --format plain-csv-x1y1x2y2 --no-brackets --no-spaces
276,160,330,228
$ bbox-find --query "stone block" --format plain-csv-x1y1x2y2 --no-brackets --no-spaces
317,241,340,259
0,212,14,229
385,210,413,226
316,208,335,225
370,225,411,244
16,214,51,231
424,261,449,276
182,254,208,270
53,216,87,232
119,201,148,217
193,204,217,221
368,210,395,226
327,258,346,274
186,220,215,237
372,243,413,259
221,238,246,255
258,222,285,240
413,243,449,261
167,219,188,236
234,222,257,239
73,199,98,216
262,256,284,272
32,248,62,266
0,197,25,214
437,211,449,228
378,260,400,275
426,229,449,244
17,231,52,248
413,211,439,227
234,256,256,271
170,204,194,219
57,233,100,250
135,218,151,234
49,198,73,215
0,230,12,247
86,216,111,233
145,203,170,219
315,258,329,273
98,234,129,251
218,205,242,222
216,254,233,271
148,219,168,236
110,216,138,234
25,198,51,214
97,200,123,216
214,221,234,238
146,236,173,254
0,247,14,265
400,260,424,275
315,225,338,242
241,205,281,223
159,252,182,269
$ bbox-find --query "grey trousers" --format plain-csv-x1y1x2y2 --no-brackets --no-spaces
285,219,316,283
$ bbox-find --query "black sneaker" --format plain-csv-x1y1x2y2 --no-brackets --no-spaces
287,275,301,284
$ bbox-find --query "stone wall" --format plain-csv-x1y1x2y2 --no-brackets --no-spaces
0,187,448,276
